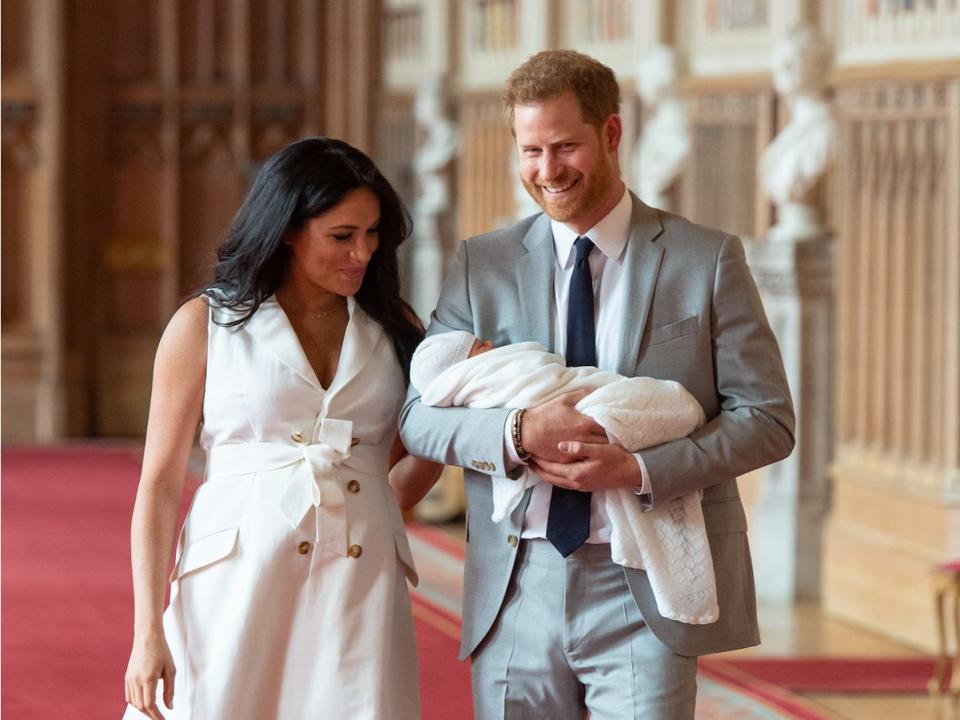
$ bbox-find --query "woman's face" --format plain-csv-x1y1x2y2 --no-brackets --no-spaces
287,187,381,297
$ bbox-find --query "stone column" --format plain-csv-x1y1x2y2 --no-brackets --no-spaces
746,236,834,601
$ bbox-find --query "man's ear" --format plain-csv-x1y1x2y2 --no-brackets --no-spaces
603,114,623,154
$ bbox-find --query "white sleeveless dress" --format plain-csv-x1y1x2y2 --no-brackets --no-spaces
124,295,420,720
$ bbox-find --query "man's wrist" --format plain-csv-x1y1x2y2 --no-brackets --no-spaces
631,452,651,496
511,408,530,460
503,409,528,476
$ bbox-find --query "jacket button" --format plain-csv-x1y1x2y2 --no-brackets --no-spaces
346,479,360,494
348,544,363,559
291,432,305,443
507,534,518,547
297,541,311,555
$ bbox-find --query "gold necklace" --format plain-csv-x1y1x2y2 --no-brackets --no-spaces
298,307,338,320
280,299,343,321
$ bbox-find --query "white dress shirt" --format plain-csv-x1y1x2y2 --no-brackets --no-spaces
502,187,652,542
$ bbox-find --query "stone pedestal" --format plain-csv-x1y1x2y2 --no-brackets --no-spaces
410,212,445,322
745,235,834,601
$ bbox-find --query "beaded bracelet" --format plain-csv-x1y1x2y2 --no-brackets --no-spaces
511,408,529,460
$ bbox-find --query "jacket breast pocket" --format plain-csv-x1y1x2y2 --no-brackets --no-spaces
641,315,700,349
170,527,239,582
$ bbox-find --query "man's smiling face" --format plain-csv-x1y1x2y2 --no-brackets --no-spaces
514,91,622,234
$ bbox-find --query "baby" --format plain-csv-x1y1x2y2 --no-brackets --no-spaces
410,331,719,625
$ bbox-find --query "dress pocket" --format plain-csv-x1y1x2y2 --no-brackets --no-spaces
170,527,239,582
394,532,419,587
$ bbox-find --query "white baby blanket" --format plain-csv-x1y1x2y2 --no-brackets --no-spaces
417,340,719,624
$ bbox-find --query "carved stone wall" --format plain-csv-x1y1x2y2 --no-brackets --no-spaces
1,0,382,440
1,0,65,442
456,93,514,241
378,93,418,295
676,77,776,239
824,68,960,651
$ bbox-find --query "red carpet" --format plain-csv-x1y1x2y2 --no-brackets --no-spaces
1,445,469,719
6,446,922,720
705,656,937,693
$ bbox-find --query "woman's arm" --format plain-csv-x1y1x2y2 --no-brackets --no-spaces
388,433,444,511
124,297,208,719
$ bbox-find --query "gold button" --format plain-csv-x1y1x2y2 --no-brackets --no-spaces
471,460,479,469
297,541,311,555
507,534,518,547
348,544,363,559
347,479,360,494
291,432,305,443
351,437,360,447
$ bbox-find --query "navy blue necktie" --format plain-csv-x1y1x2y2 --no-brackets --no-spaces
546,236,596,557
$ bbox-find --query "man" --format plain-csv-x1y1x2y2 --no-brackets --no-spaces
399,50,795,719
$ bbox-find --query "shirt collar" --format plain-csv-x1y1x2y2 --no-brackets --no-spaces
552,187,632,268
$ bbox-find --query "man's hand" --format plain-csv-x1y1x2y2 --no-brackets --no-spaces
521,390,607,463
530,440,641,491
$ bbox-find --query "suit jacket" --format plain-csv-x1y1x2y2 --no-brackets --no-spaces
399,193,795,659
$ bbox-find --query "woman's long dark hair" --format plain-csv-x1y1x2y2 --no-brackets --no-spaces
200,136,423,377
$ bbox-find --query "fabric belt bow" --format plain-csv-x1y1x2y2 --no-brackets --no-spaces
204,419,389,547
278,419,352,529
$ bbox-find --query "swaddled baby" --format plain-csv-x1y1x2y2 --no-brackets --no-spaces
410,331,719,625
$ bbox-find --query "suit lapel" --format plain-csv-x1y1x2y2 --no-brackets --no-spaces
244,296,324,392
615,194,665,377
516,213,555,349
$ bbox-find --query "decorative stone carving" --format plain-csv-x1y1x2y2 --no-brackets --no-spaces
632,45,690,211
1,101,41,169
760,25,836,242
110,102,164,167
411,74,458,319
252,103,304,162
181,103,234,163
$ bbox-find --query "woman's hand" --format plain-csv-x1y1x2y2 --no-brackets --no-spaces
388,433,444,510
124,632,176,719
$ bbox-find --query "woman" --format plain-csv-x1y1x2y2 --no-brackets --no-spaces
123,137,441,719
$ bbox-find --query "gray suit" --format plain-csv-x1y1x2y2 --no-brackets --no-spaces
399,194,795,662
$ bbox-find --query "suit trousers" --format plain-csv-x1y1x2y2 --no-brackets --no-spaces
471,539,697,720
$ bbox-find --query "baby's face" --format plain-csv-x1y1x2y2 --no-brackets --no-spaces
468,338,494,358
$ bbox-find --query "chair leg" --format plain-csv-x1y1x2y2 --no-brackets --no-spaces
951,586,960,696
931,586,949,695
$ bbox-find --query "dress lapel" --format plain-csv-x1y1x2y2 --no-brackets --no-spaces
325,296,384,398
516,213,555,350
615,194,665,377
244,295,324,392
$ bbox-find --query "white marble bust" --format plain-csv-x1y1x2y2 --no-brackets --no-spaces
413,75,458,218
760,25,836,240
633,45,690,211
